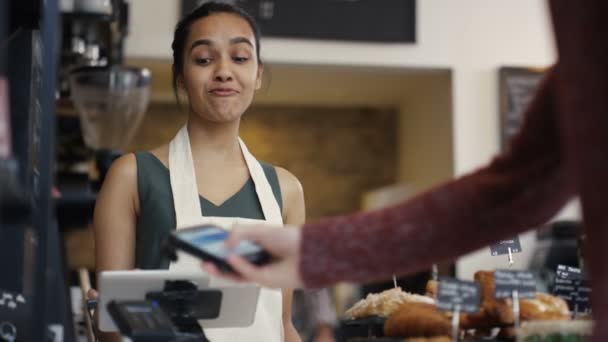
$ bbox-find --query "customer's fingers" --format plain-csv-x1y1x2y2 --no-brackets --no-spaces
225,225,273,249
226,255,268,284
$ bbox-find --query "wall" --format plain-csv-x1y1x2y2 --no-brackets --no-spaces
398,72,453,191
127,103,399,220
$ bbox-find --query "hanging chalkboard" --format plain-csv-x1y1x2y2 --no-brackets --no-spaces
498,67,546,149
181,0,416,43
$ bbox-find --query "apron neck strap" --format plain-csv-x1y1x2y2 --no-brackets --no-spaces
238,137,282,224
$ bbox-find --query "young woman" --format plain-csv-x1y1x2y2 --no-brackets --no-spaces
93,2,304,341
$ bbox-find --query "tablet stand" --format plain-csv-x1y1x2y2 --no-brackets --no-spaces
146,280,222,336
108,280,223,341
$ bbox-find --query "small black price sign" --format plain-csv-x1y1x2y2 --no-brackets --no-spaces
553,265,582,307
494,270,537,299
437,278,480,314
490,237,522,256
575,278,592,313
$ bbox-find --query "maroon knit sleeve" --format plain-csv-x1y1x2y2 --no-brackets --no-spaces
299,69,576,288
548,1,608,341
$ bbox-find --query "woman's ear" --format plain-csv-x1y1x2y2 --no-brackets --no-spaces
255,64,264,90
176,74,186,92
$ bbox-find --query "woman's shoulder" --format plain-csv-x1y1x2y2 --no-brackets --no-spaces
273,166,303,197
106,153,137,179
273,166,305,222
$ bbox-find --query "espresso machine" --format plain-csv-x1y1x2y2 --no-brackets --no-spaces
56,0,152,229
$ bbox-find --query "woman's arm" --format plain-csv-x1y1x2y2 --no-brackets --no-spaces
93,154,139,341
277,167,305,342
94,153,139,273
300,68,577,287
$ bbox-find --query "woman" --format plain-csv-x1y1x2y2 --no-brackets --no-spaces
93,2,304,341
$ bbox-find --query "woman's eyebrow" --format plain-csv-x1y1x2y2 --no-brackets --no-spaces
189,39,213,52
189,36,254,53
229,36,254,48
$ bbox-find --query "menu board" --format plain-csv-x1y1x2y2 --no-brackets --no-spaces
181,0,416,43
499,67,546,149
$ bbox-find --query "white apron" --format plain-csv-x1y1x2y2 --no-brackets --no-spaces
168,125,284,342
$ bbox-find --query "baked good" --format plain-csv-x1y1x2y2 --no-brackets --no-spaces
345,287,435,319
475,270,515,325
520,293,570,321
425,279,438,299
517,320,593,342
474,270,570,325
404,336,451,342
384,302,451,338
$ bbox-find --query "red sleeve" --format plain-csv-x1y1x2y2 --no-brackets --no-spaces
299,69,576,288
548,1,608,340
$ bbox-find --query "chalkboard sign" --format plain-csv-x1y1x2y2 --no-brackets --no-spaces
181,0,416,43
575,279,592,313
494,270,536,299
554,265,582,309
490,237,522,256
499,67,546,149
437,278,480,314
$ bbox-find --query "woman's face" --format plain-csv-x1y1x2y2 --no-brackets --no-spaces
179,13,262,123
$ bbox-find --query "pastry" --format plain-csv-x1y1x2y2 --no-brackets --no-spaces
520,293,570,321
425,279,438,299
345,287,435,319
517,320,593,342
404,336,451,342
384,302,451,338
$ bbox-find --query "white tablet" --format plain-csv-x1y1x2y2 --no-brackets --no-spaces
98,270,260,332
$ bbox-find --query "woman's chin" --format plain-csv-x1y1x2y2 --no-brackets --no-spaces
197,112,243,124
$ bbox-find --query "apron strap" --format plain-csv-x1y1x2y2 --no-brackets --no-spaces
238,137,283,224
169,125,283,228
169,125,202,228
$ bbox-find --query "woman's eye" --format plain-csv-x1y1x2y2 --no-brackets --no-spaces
195,58,212,65
233,56,249,63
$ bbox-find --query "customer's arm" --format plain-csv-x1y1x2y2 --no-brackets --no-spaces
300,69,576,287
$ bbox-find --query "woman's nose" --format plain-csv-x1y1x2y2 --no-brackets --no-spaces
214,59,233,82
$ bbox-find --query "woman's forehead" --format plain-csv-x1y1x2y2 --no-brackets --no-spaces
187,13,255,46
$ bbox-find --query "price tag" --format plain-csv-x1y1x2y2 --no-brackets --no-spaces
574,278,592,314
494,270,537,299
553,265,582,308
437,278,480,314
490,237,522,256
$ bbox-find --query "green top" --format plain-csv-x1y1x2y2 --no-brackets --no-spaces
133,151,283,269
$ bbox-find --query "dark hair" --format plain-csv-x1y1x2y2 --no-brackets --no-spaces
171,1,262,105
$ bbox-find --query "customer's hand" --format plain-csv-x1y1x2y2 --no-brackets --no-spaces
201,224,305,288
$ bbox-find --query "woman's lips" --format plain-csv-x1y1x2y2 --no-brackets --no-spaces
209,88,238,96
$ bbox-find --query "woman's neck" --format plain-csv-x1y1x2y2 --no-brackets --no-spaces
186,114,243,166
